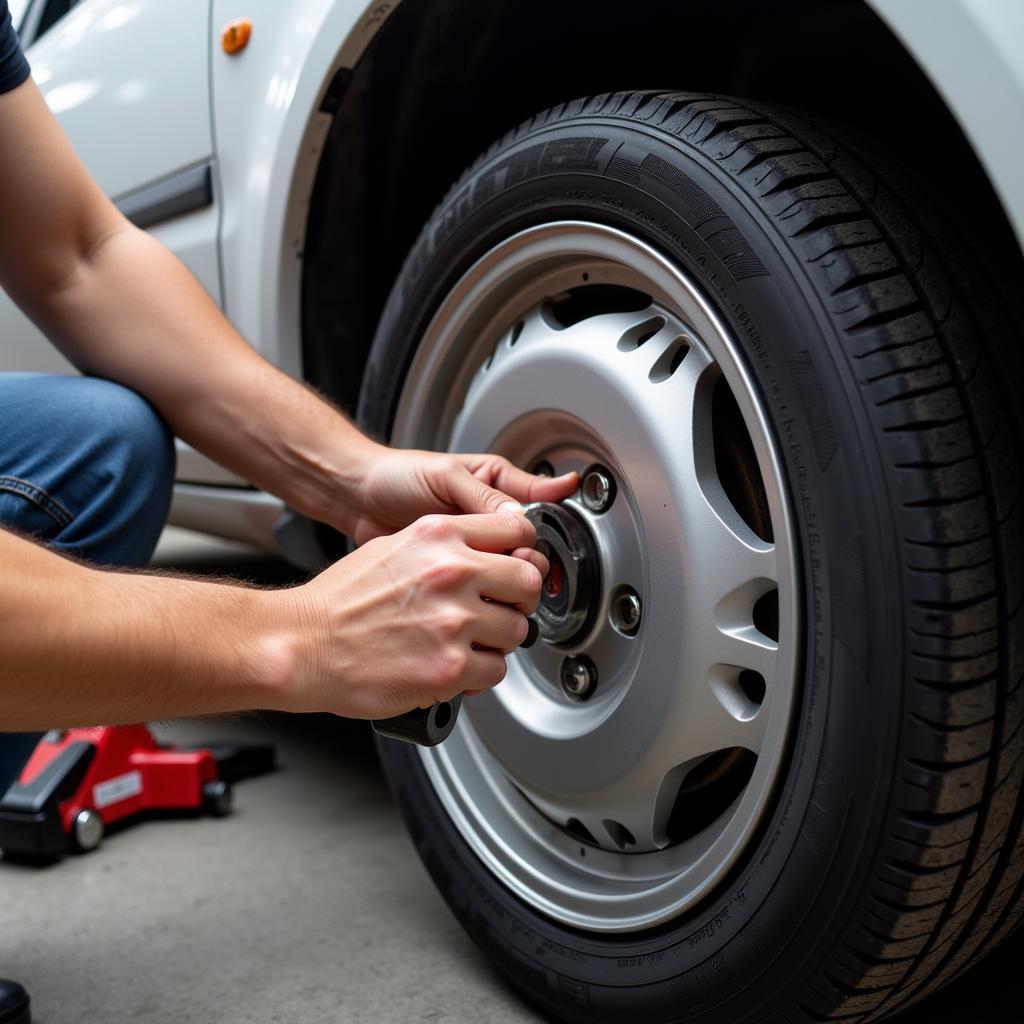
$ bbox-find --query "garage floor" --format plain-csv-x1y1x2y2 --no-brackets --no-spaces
1,529,1019,1024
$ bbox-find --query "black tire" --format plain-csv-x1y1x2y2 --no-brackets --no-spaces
358,93,1024,1022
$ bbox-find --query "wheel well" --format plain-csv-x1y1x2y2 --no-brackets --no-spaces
301,0,1023,416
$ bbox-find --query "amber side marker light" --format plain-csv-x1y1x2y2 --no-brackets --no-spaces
221,18,252,54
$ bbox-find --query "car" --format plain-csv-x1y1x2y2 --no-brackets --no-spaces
2,1,1022,1021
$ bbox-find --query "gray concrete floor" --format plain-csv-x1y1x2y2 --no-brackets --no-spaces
1,528,1018,1024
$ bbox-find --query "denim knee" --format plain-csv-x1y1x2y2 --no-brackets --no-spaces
82,378,176,507
70,379,175,564
33,376,177,567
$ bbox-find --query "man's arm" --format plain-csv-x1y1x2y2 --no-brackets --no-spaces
0,512,543,731
0,77,376,534
0,77,576,534
0,529,285,729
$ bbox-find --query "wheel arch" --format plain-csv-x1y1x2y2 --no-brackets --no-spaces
299,0,1024,415
211,0,396,379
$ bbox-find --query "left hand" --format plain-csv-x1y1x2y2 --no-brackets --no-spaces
349,447,578,545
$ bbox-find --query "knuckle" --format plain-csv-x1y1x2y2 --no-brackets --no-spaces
531,550,550,579
518,516,537,546
414,514,452,542
496,510,527,539
433,607,467,641
436,647,467,686
514,614,529,646
519,560,543,592
421,554,470,591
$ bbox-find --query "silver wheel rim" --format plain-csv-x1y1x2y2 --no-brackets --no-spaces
392,222,800,932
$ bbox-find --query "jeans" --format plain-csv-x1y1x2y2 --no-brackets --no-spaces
0,372,175,795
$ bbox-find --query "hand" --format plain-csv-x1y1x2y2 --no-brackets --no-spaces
348,447,578,544
272,512,547,718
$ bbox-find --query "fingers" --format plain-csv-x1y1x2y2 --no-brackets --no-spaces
484,459,579,504
472,600,529,654
446,511,537,553
449,454,579,514
509,545,549,581
476,550,543,611
460,649,508,694
443,459,526,517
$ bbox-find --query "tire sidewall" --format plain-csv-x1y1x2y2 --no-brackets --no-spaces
359,114,902,1020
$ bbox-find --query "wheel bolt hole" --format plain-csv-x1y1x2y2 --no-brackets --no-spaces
560,655,597,701
609,585,642,636
581,464,615,513
531,459,555,478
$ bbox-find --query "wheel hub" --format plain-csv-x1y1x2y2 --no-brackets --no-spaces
527,502,601,647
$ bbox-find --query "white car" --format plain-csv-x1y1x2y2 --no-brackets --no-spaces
3,2,1023,1021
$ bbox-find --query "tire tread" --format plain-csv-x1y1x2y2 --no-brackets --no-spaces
569,91,1023,1022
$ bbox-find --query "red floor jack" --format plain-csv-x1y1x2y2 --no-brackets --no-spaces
0,725,275,860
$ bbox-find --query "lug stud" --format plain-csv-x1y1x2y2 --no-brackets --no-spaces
609,587,642,635
560,655,598,701
581,465,615,513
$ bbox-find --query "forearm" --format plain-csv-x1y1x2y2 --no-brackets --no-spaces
26,225,377,534
0,529,294,730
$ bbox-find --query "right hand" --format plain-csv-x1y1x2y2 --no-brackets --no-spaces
272,512,546,719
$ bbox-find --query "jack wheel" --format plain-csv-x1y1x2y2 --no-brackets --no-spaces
71,809,104,853
202,780,233,817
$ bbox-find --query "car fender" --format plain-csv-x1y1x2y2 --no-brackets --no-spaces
867,0,1024,252
210,0,398,376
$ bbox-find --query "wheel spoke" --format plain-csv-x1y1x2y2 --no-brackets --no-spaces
713,623,778,680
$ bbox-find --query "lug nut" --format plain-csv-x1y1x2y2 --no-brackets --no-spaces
581,465,615,513
560,655,598,701
610,587,642,635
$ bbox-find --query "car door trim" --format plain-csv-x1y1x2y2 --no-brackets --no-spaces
114,162,213,229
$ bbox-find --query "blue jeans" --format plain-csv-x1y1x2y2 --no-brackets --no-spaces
0,372,175,795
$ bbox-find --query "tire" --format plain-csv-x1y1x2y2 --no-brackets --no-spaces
358,92,1024,1022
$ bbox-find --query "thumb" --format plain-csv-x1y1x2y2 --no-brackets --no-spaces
446,464,524,516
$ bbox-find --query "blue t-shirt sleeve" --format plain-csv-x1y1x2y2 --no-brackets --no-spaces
0,0,30,95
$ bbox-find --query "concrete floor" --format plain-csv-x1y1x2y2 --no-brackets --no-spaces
1,528,1018,1024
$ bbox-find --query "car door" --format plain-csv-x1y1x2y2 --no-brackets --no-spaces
0,0,219,374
